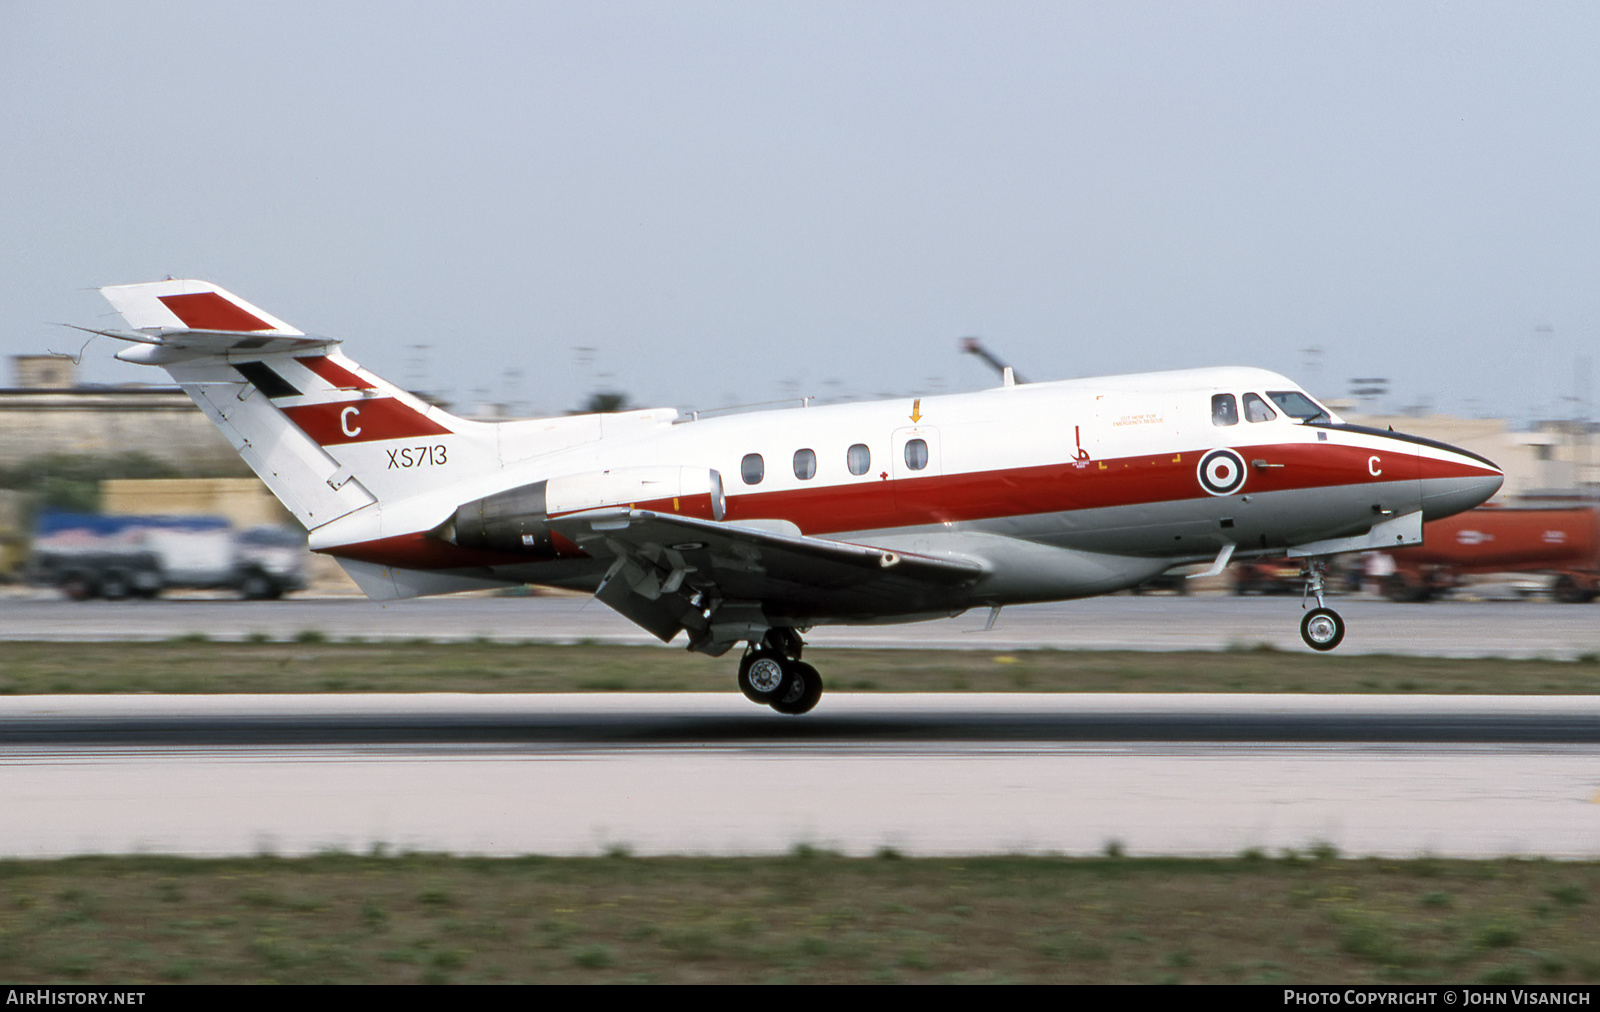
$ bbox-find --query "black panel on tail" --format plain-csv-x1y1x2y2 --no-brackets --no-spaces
232,361,301,399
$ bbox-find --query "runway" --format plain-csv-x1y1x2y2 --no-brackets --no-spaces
5,694,1600,860
5,592,1600,657
8,593,1600,860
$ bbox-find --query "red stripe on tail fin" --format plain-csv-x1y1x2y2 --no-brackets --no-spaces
281,398,451,445
296,355,378,390
157,292,275,331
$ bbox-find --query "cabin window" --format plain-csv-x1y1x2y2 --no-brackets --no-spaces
793,448,816,480
1267,390,1329,422
1211,394,1238,426
847,443,871,476
741,453,764,485
904,438,929,470
1243,393,1277,423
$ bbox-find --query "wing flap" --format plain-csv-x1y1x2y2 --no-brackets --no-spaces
552,508,985,585
548,508,986,651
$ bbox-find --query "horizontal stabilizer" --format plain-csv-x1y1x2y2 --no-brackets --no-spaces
92,279,333,364
102,279,302,334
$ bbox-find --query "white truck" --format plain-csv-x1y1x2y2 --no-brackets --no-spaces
27,511,306,600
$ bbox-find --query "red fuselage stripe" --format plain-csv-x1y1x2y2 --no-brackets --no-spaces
326,529,592,567
325,440,1496,569
718,441,1484,534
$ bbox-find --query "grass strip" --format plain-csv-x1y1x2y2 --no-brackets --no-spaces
3,640,1600,695
1,851,1597,984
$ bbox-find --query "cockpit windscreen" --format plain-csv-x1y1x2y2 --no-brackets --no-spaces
1266,390,1329,423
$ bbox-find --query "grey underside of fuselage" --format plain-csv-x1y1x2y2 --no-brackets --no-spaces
409,476,1443,627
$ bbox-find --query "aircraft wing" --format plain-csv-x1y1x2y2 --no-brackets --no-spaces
546,508,986,652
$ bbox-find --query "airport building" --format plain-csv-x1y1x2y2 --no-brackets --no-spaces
1,354,244,473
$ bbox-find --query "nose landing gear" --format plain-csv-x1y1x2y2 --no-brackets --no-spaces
736,628,824,714
1300,607,1345,651
1298,559,1345,651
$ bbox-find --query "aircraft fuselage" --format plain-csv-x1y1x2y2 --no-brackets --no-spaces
309,364,1501,622
90,279,1505,712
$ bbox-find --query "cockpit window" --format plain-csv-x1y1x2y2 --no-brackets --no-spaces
1243,393,1277,423
1266,390,1329,422
1211,394,1238,426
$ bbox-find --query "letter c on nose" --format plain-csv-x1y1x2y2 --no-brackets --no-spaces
341,406,362,438
1368,455,1382,476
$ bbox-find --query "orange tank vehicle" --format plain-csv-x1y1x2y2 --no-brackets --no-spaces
1382,506,1600,603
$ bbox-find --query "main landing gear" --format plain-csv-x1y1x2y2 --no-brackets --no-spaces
737,628,824,715
1298,559,1346,651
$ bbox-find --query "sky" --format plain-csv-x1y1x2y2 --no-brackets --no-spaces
4,1,1600,424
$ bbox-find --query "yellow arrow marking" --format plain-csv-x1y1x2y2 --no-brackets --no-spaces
910,398,922,422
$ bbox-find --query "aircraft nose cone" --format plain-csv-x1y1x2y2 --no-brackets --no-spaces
1420,443,1503,521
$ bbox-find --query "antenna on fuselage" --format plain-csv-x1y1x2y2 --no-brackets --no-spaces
960,336,1027,385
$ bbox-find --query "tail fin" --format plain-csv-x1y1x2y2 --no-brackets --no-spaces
96,280,494,531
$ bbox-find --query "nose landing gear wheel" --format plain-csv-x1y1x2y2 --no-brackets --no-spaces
738,653,790,703
1300,607,1345,651
769,661,823,715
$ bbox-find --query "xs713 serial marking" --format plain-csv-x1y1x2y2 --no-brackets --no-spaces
387,445,448,469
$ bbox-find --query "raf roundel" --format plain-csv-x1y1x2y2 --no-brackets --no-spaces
1197,448,1247,496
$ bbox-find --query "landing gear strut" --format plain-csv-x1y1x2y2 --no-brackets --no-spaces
1298,559,1345,651
736,629,824,715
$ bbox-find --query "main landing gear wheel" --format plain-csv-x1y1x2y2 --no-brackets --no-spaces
738,653,789,703
769,661,823,715
736,629,822,713
1300,607,1345,651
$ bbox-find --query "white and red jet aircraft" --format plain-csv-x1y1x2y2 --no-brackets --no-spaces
83,280,1503,713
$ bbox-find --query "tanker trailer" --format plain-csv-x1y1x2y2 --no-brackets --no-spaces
1381,506,1599,603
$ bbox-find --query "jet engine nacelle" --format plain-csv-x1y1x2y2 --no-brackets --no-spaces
445,466,726,555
